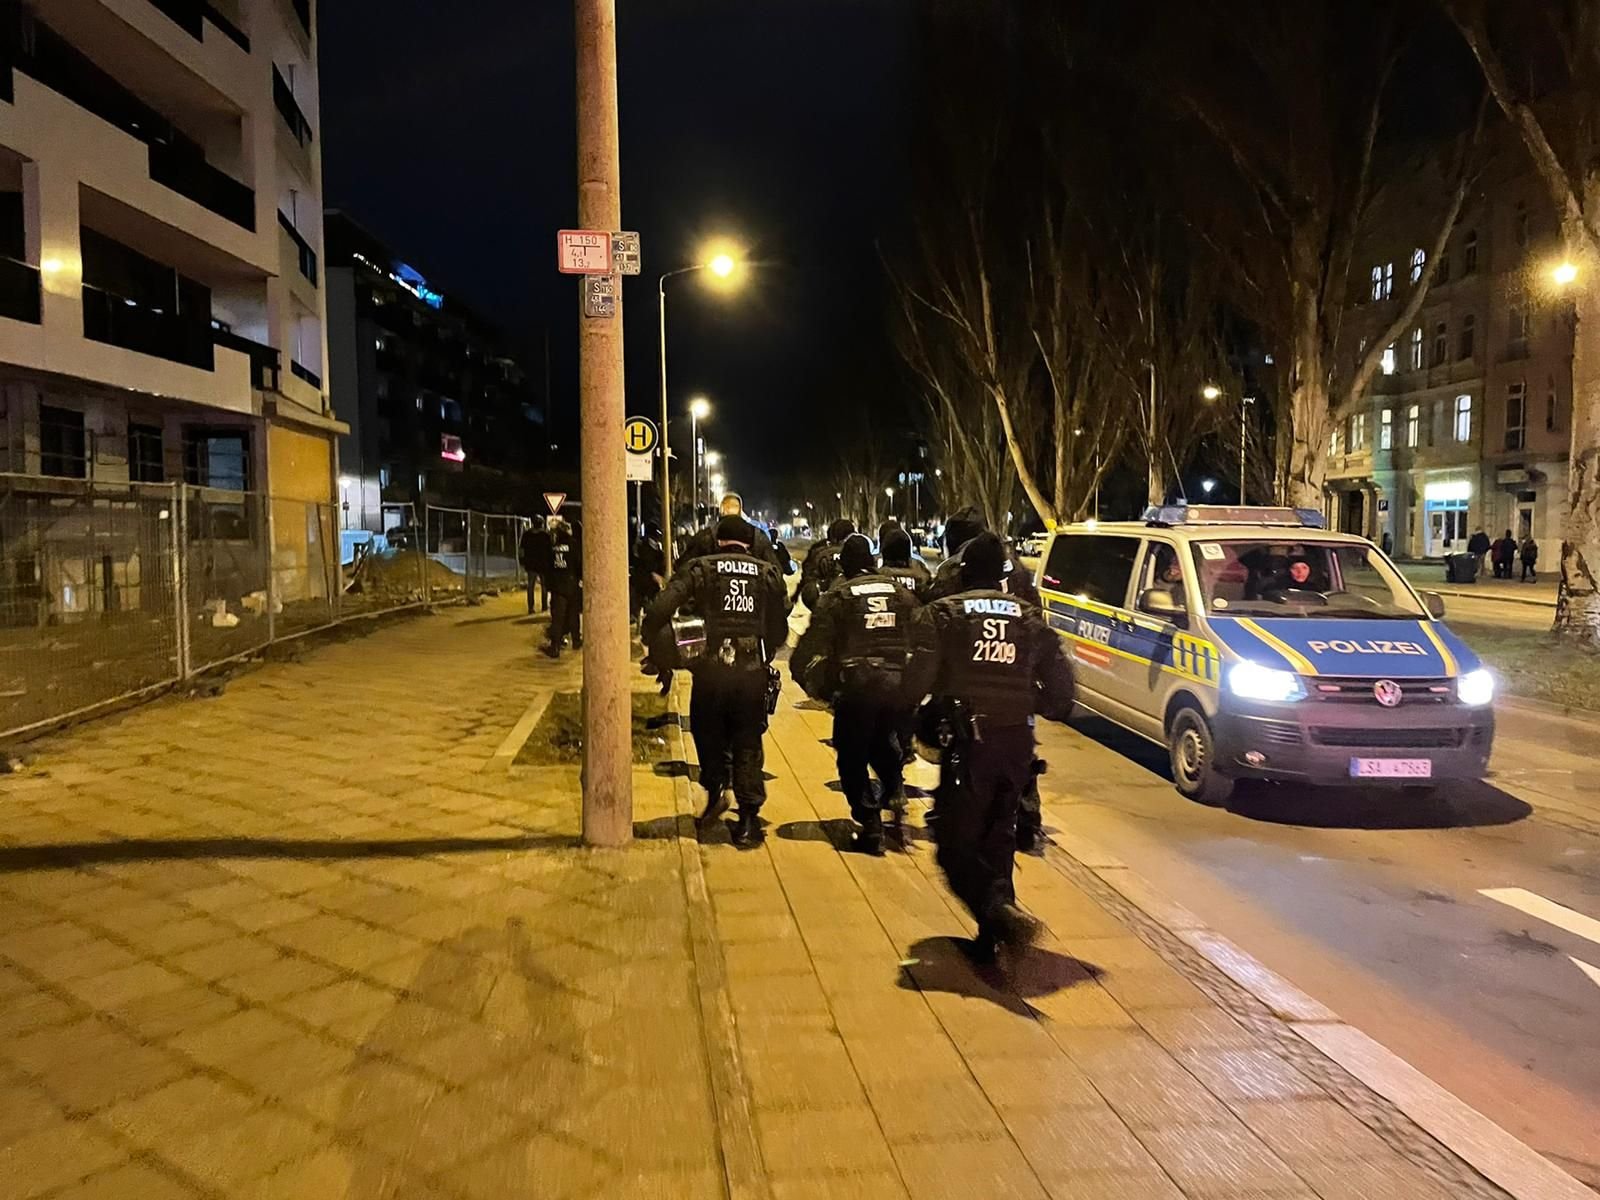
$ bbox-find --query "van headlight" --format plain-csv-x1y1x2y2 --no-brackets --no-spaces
1227,661,1305,703
1457,668,1494,707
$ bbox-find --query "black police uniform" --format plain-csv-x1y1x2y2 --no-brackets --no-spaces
675,521,780,573
519,520,553,613
792,570,919,851
800,540,845,609
545,523,582,654
643,547,790,843
907,586,1073,954
881,557,932,601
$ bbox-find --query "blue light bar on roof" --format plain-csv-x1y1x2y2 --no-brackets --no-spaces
1142,504,1326,529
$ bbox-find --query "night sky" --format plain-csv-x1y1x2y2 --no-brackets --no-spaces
319,0,915,505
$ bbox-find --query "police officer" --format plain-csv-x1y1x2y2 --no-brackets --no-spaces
643,515,790,847
675,493,781,572
519,515,553,614
879,526,932,600
792,534,918,854
927,505,1048,849
907,533,1074,963
801,518,856,609
543,517,582,658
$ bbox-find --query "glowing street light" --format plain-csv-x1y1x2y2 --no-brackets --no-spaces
709,254,736,278
689,396,711,421
1202,478,1216,495
1201,383,1222,401
1552,260,1579,287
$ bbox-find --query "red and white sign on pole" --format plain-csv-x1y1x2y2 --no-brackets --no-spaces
543,491,567,515
557,230,613,275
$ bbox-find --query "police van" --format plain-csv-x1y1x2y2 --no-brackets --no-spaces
1036,505,1495,803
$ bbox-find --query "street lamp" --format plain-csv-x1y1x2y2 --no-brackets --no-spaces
1202,478,1216,495
1552,260,1579,287
688,396,711,521
658,241,747,571
1201,384,1222,401
1202,383,1255,505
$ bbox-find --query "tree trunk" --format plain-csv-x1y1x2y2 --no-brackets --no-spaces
1285,267,1331,510
1556,226,1600,643
990,384,1056,527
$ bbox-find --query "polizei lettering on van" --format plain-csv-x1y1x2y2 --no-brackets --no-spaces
716,560,759,576
962,598,1022,616
1306,639,1427,656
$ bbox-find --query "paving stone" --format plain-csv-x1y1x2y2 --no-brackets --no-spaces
1097,966,1214,1011
1038,1169,1186,1200
217,956,342,1004
0,988,78,1041
1134,1008,1259,1053
757,1106,898,1177
98,1074,257,1142
1175,1048,1325,1104
109,984,240,1040
893,1137,1049,1199
1135,1122,1307,1196
49,1161,204,1199
0,1120,127,1198
1229,1099,1398,1164
168,936,286,981
1290,1155,1457,1200
153,1106,324,1191
866,1073,1005,1143
1007,1108,1162,1175
168,1009,305,1066
0,1080,66,1148
771,1169,910,1199
966,1054,1103,1112
63,961,190,1010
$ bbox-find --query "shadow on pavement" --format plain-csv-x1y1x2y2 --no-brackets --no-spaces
900,935,1102,1006
775,818,857,850
632,815,691,841
453,612,532,627
654,760,699,781
0,833,579,874
1072,713,1531,830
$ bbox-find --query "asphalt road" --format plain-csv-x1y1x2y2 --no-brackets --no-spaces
1027,699,1600,1189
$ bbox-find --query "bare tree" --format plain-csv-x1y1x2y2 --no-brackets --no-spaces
1446,0,1600,641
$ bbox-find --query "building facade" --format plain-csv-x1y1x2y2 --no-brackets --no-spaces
325,211,548,533
0,0,338,611
1328,136,1572,562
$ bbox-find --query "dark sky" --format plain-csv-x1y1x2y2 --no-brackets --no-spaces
319,0,915,505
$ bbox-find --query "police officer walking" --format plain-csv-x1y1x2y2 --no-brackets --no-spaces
879,526,932,600
543,517,582,658
801,518,856,609
792,534,918,854
907,533,1074,963
643,515,791,847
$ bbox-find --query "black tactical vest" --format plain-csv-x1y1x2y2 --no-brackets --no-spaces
698,552,769,646
936,589,1036,725
837,574,914,664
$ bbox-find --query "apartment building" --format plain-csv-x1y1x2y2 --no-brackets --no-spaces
1328,134,1572,562
0,0,337,606
325,211,548,533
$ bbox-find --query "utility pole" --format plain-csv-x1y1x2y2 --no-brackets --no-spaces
1147,361,1161,506
575,0,630,846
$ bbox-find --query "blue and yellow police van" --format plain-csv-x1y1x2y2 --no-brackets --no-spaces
1035,505,1495,804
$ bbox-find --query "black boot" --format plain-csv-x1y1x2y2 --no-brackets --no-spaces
991,903,1043,950
852,814,885,856
696,789,731,834
962,926,999,966
732,810,762,848
541,642,561,659
1016,817,1042,854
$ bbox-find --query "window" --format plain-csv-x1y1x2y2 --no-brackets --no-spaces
1505,381,1526,450
128,422,163,482
1349,412,1367,451
1406,404,1420,448
1041,534,1141,608
1458,313,1475,360
1432,322,1448,367
1437,253,1450,284
1370,265,1383,301
1136,544,1188,617
1547,376,1559,432
1463,229,1478,273
1380,344,1396,375
1514,200,1529,248
1409,326,1423,369
1507,303,1529,354
39,404,87,479
1379,408,1393,450
1382,261,1394,298
1330,426,1342,456
374,336,385,351
184,429,250,491
1410,248,1426,283
1454,395,1472,443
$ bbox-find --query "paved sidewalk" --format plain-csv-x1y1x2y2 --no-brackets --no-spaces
0,595,1536,1198
1395,561,1557,607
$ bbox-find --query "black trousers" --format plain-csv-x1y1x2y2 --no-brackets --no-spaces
1521,560,1537,581
690,665,768,813
548,587,581,646
934,724,1034,927
833,687,904,826
525,573,549,613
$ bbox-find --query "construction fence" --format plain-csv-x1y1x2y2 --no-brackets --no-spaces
0,477,533,740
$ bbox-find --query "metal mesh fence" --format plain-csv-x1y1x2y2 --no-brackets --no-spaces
0,475,535,740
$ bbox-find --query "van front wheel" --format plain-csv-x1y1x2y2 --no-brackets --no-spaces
1169,707,1234,806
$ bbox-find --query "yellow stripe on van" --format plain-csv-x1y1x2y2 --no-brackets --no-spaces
1418,621,1459,678
1236,618,1317,675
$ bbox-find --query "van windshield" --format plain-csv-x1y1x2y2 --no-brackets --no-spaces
1189,539,1426,619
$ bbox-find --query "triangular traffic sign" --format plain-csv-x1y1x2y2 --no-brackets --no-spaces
543,492,567,515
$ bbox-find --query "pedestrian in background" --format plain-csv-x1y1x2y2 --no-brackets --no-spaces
906,533,1074,964
643,515,791,847
542,518,582,658
1493,530,1516,579
1520,535,1539,583
629,523,665,623
792,533,918,854
1467,527,1490,581
519,516,552,614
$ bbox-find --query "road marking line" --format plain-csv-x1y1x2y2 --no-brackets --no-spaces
1479,887,1600,947
1570,957,1600,990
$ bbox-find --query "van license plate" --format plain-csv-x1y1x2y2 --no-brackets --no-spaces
1350,758,1432,779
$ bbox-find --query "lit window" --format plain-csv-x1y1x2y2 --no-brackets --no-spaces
1506,381,1526,450
1410,247,1426,283
1409,327,1423,369
1454,394,1472,442
1379,409,1393,450
1350,413,1366,450
1383,261,1394,298
1380,344,1396,375
1406,404,1420,447
1370,265,1383,301
1458,314,1475,360
1330,427,1342,456
1263,353,1274,364
374,337,385,351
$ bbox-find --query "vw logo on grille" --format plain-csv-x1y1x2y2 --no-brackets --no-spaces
1373,679,1403,708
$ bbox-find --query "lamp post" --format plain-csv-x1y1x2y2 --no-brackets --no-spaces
657,247,741,573
1203,383,1255,505
689,396,710,521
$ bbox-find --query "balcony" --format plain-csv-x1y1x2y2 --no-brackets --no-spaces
272,67,313,148
276,211,317,285
290,359,320,389
83,284,214,370
6,10,255,229
211,323,280,390
292,0,311,36
0,256,41,324
138,0,250,52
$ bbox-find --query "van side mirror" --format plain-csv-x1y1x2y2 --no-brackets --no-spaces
1423,590,1446,620
1137,587,1188,624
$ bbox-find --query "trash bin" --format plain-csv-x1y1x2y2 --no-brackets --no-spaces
1445,552,1477,584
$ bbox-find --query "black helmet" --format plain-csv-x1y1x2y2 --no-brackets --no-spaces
826,517,856,543
943,506,986,554
914,697,968,765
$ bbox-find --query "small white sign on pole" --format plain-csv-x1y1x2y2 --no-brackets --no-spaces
626,453,652,483
557,230,613,275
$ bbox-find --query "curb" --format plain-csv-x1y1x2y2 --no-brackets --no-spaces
1044,826,1595,1200
1497,694,1600,726
1429,585,1557,609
